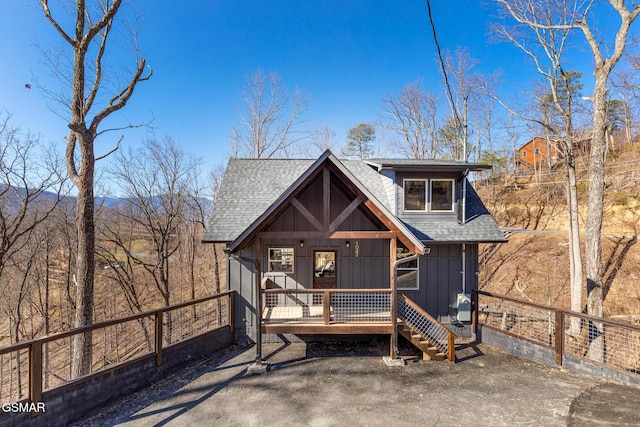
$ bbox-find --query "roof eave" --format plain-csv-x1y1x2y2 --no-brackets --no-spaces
364,160,491,173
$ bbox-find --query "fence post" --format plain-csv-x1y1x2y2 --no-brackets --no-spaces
471,290,479,335
155,311,164,366
30,340,43,414
448,332,455,362
229,292,234,336
554,310,563,366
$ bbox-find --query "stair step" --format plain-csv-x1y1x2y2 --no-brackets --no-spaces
397,319,450,362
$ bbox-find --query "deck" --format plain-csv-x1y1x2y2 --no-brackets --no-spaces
261,288,394,334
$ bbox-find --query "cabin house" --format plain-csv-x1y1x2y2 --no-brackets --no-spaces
203,150,506,364
516,136,557,170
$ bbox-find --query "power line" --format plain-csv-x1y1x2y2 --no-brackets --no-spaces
425,0,464,157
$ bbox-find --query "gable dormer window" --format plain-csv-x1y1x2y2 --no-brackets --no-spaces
404,179,427,211
431,179,454,211
403,179,455,212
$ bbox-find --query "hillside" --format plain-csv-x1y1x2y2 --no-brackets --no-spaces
476,143,640,318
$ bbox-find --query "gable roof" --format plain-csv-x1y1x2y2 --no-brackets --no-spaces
517,136,557,152
203,151,506,247
204,151,427,253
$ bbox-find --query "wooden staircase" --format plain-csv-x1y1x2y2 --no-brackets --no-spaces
396,293,455,362
398,321,446,361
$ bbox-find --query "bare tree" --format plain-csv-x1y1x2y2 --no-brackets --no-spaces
471,93,498,163
38,0,151,376
381,81,440,159
612,69,640,145
303,123,337,157
0,113,65,272
230,69,309,158
0,113,66,344
493,5,587,334
207,163,227,294
442,47,487,161
107,137,201,310
497,0,640,361
209,163,227,205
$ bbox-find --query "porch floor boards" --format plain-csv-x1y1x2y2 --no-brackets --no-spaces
262,323,394,335
262,306,394,335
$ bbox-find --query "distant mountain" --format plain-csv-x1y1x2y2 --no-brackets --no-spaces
1,184,213,217
0,183,65,207
95,196,126,209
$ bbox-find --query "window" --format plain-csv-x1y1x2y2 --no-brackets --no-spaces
403,179,455,212
522,150,527,157
268,248,294,273
431,180,454,211
396,254,419,290
404,179,426,211
314,251,336,278
534,148,541,154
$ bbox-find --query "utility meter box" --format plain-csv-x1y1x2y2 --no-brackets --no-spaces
457,293,472,322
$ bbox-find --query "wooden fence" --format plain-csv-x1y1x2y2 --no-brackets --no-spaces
473,289,640,379
0,291,234,405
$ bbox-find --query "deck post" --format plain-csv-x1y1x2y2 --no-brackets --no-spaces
255,239,263,365
323,290,331,325
247,242,269,374
389,236,398,360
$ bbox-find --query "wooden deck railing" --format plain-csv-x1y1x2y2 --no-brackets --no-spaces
0,291,234,405
262,288,392,326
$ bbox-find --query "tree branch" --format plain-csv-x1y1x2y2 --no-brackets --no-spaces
38,0,75,46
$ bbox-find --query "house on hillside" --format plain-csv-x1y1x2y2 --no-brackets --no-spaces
516,136,558,170
203,151,506,365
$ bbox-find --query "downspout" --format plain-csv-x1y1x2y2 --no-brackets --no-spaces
461,244,466,294
392,253,419,359
461,168,469,226
461,169,469,296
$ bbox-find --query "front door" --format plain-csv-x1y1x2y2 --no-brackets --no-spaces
313,250,337,290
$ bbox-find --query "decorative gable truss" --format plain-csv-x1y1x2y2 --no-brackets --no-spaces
228,151,424,255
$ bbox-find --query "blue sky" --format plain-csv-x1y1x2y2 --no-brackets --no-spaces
0,1,621,177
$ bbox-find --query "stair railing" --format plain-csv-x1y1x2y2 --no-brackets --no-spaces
397,293,455,362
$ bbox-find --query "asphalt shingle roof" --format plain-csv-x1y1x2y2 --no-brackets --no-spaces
203,156,506,244
203,158,314,242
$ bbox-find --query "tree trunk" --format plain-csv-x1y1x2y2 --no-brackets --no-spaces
585,71,608,362
565,145,583,335
72,143,96,378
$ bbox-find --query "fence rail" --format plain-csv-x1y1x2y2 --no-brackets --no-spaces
0,291,234,405
473,289,640,378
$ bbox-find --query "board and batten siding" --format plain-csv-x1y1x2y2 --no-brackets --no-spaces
257,238,390,290
400,243,479,323
228,241,479,341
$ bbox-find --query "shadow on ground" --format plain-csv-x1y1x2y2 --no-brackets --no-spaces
78,340,640,427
